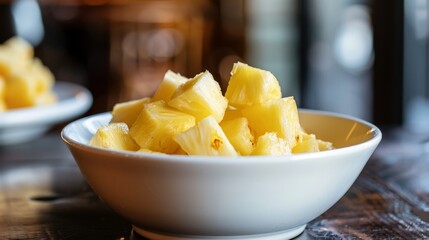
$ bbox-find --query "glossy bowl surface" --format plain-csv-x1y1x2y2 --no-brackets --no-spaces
62,110,381,240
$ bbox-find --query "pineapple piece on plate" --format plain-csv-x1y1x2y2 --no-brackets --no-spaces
220,117,254,155
4,71,39,109
3,58,55,109
225,62,281,108
152,70,189,101
0,37,33,77
89,122,139,151
252,132,291,156
111,97,150,127
242,96,301,148
174,115,238,156
130,100,196,154
292,133,319,153
0,76,5,111
168,71,227,122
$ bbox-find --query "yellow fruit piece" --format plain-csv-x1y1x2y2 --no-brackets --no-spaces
130,100,196,154
32,58,54,94
0,100,5,111
318,139,334,151
89,122,139,151
225,62,281,108
174,115,238,156
222,105,243,121
252,132,291,156
0,37,56,110
174,147,188,155
0,37,33,77
3,36,34,60
168,71,228,122
220,117,254,155
0,75,4,98
4,72,38,109
292,134,319,153
152,70,189,101
242,96,301,148
111,97,150,127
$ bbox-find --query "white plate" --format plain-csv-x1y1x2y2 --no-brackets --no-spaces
0,81,92,145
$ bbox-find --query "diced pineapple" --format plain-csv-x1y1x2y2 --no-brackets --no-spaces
0,37,32,77
0,100,5,111
318,139,334,151
4,72,38,109
2,58,55,109
152,70,189,101
220,117,254,155
168,71,228,122
137,148,154,153
242,96,301,148
0,75,4,98
174,147,188,155
292,133,319,153
32,58,54,94
174,115,238,156
225,62,281,108
111,97,150,127
89,122,139,151
0,76,5,110
222,105,243,121
3,36,34,60
252,132,291,156
130,100,196,154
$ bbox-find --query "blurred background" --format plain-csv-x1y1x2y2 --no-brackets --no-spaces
0,0,427,131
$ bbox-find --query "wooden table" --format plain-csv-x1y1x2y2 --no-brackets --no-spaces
1,126,429,239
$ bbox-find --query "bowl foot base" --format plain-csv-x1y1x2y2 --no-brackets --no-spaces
133,225,306,240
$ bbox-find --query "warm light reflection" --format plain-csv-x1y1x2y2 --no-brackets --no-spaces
345,122,358,142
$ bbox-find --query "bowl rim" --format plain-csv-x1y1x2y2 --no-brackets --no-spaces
61,109,382,164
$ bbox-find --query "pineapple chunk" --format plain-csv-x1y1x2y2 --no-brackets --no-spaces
4,71,38,109
0,37,33,77
168,71,228,122
0,75,4,98
0,100,5,111
318,139,334,151
152,70,189,101
225,62,281,108
252,132,291,156
3,58,55,109
292,134,319,153
89,122,139,151
242,96,301,148
174,115,238,156
130,100,196,154
32,58,55,94
174,147,188,155
220,117,254,155
0,76,5,110
223,105,243,121
111,97,150,127
3,36,33,60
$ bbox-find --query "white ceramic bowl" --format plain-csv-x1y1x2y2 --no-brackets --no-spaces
62,110,381,240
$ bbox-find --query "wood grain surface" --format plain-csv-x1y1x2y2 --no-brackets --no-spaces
1,128,428,240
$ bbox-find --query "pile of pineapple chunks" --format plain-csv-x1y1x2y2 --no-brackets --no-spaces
90,62,333,156
0,37,56,111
